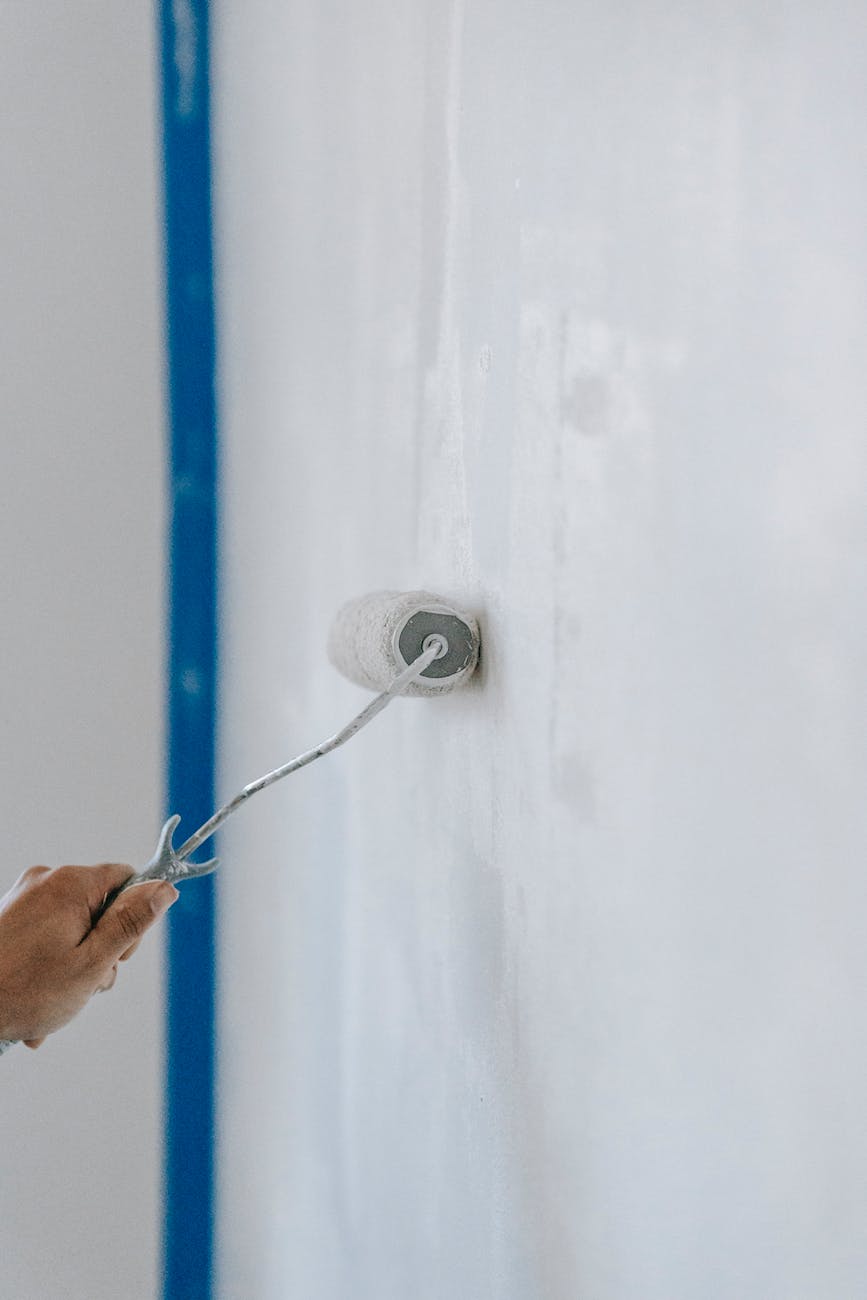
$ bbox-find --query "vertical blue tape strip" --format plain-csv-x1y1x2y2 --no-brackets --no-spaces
158,2,218,1297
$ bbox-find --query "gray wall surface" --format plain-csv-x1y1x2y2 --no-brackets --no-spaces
212,2,867,1297
0,7,165,1298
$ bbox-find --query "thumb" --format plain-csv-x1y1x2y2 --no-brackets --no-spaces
85,881,179,968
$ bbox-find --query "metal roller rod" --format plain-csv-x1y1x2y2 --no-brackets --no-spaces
176,637,447,861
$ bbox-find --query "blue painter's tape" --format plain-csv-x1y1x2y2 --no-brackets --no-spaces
158,2,218,1297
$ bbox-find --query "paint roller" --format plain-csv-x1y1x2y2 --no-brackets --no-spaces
117,591,481,890
327,589,480,696
0,594,480,1055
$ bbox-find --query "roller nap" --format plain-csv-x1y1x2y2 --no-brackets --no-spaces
328,590,480,696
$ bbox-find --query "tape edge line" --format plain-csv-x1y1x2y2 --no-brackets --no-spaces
159,2,219,1298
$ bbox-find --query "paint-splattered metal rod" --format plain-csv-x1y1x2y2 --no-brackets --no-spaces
174,637,445,862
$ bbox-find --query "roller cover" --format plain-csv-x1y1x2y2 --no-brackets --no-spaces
327,590,480,696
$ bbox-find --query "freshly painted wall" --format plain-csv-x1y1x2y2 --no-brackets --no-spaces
0,8,165,1299
212,3,867,1297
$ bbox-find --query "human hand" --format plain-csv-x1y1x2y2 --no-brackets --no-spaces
0,862,178,1048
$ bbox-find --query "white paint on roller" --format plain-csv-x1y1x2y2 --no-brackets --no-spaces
327,590,480,695
212,3,867,1298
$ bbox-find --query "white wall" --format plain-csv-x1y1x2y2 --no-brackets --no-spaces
0,8,165,1299
213,3,867,1297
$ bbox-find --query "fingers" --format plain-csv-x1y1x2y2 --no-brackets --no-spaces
83,879,178,969
119,937,142,962
8,864,51,895
76,862,137,919
97,962,119,993
23,1037,46,1050
46,862,137,928
20,865,51,883
85,863,136,892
